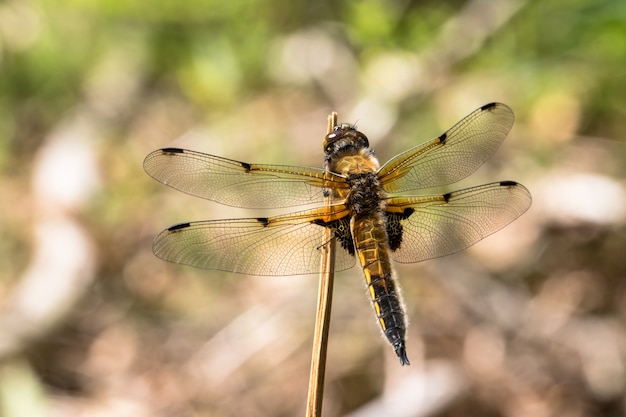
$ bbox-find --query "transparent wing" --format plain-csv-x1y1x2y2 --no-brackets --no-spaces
386,181,531,263
144,148,348,208
378,103,514,193
153,205,356,276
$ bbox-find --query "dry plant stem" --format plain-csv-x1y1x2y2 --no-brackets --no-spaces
305,112,338,417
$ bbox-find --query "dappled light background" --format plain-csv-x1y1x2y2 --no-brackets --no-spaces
1,0,625,416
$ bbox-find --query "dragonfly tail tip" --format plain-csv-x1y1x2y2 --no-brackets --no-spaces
395,344,411,366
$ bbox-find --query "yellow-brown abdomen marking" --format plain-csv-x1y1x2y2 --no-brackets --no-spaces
351,213,410,365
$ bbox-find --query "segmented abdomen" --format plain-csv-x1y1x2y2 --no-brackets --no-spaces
351,212,410,365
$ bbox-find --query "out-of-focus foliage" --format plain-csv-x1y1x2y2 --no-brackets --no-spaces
1,0,625,416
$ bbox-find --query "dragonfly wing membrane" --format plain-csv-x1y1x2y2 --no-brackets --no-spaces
144,148,347,208
386,181,531,263
379,103,514,193
153,206,356,276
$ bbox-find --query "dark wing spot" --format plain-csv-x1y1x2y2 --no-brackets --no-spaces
386,208,414,251
257,217,270,226
241,162,252,172
312,218,354,256
161,147,184,154
442,192,452,203
438,132,447,145
480,102,497,111
500,180,518,187
312,219,326,227
168,222,191,232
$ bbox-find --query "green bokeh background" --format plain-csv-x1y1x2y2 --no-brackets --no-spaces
1,0,625,416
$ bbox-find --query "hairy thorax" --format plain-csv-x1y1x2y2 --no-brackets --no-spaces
327,148,387,215
331,150,379,176
346,172,386,216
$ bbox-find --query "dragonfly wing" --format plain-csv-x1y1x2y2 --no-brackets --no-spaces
378,103,514,193
153,205,356,276
144,148,348,208
386,181,531,263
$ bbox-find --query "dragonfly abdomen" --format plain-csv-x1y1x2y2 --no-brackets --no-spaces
351,213,410,366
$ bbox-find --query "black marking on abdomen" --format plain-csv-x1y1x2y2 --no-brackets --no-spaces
481,102,497,111
168,222,191,232
161,147,184,154
369,273,409,366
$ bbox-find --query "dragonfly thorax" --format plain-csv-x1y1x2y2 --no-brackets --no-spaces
346,172,387,215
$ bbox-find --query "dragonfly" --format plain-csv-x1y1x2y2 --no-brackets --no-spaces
144,102,531,366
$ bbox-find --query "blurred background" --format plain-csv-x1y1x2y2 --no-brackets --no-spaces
1,0,625,416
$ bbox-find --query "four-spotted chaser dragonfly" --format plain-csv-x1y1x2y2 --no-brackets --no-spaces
144,102,531,366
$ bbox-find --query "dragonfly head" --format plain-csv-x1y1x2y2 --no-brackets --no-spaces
323,123,370,155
